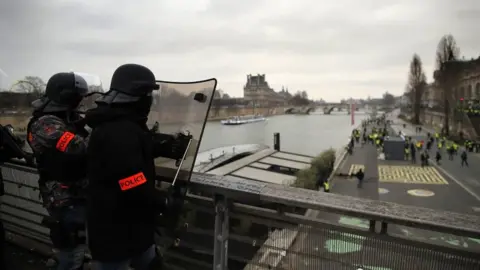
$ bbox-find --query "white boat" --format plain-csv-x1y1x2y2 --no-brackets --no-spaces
220,114,267,125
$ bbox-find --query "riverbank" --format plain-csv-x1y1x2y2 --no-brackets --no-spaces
0,106,287,128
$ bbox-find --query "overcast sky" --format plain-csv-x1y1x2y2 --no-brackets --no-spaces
0,0,479,101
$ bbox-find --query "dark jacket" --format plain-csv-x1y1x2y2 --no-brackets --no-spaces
27,113,89,186
85,106,168,261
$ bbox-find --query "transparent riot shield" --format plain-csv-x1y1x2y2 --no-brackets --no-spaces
149,79,217,184
76,72,105,113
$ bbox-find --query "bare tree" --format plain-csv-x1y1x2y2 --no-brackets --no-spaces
406,54,427,124
435,34,460,135
11,76,46,95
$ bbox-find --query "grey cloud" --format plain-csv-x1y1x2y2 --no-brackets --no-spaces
1,0,479,100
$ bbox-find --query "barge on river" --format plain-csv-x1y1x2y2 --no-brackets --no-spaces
220,114,266,125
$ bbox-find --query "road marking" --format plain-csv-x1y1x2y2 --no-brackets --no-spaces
378,188,389,194
348,164,365,175
432,163,480,201
348,164,448,184
407,189,435,197
378,165,448,185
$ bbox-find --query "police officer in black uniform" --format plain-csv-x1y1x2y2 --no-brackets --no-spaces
27,72,90,270
85,64,183,270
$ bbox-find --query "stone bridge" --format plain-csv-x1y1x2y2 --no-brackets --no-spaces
285,103,364,115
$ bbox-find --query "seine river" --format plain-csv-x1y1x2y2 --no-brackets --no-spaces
199,112,369,156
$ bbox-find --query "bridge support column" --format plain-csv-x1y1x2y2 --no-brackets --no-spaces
213,194,229,270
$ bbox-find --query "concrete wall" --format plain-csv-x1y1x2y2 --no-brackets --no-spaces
420,110,476,138
420,110,446,131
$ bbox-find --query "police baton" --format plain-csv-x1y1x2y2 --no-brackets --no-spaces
171,135,193,187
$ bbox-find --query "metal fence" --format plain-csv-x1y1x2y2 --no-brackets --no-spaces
1,161,480,270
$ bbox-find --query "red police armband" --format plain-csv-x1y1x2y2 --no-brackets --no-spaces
56,132,75,152
118,172,147,191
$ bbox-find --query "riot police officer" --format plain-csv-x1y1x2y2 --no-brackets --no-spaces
27,72,90,270
84,64,184,270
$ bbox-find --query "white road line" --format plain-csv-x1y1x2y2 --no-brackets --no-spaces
432,163,480,201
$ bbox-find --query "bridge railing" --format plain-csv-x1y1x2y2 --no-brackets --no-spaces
1,162,480,270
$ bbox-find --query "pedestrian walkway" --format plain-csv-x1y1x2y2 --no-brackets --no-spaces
330,122,480,252
279,123,480,269
391,117,480,203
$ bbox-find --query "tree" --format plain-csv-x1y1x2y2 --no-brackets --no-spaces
300,91,308,100
406,54,427,124
289,91,310,106
435,34,460,135
11,76,46,95
382,92,395,106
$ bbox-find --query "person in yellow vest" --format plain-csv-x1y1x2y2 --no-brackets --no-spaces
404,147,410,160
415,141,422,150
323,181,330,193
452,143,458,155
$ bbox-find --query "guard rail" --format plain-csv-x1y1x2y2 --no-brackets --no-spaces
1,160,480,270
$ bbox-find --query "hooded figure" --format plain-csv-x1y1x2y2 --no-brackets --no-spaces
27,72,90,270
85,64,184,270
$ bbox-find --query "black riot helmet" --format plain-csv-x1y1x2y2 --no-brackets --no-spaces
96,64,159,105
31,72,89,113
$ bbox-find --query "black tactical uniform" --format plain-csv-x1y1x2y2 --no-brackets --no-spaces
27,72,90,270
85,64,182,270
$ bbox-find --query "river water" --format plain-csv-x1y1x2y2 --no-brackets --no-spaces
10,111,369,158
199,112,370,156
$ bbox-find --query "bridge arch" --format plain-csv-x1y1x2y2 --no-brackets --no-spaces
285,107,295,114
305,107,316,114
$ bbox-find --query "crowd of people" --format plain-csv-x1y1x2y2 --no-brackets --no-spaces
1,64,189,270
404,130,471,167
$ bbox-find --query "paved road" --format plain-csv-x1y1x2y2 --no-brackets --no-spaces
392,117,480,204
281,123,480,270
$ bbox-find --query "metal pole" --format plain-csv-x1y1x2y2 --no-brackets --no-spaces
273,133,280,151
213,195,229,270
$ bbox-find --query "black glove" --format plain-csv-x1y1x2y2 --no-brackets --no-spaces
150,121,159,134
170,133,192,160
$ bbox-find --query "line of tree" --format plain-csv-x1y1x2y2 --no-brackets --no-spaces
404,34,461,132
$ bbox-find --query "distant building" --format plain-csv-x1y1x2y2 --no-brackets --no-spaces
243,74,287,106
433,57,480,103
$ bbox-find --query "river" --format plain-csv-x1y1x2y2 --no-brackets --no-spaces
199,111,370,156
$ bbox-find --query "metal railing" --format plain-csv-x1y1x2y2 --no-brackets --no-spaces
1,161,480,270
